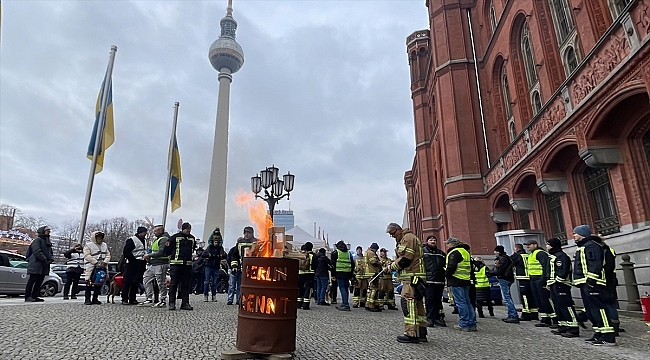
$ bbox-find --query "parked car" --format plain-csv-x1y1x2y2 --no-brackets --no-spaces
51,264,87,295
0,250,64,297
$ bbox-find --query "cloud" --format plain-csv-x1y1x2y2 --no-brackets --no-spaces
0,0,429,252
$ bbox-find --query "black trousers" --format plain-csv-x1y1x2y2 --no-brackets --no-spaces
25,274,45,299
580,285,615,342
424,283,445,321
298,274,314,306
84,284,102,300
330,278,338,302
530,276,556,323
550,283,578,334
122,260,146,303
64,271,82,297
518,280,538,320
170,265,192,305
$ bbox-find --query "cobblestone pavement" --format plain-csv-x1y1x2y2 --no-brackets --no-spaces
1,293,649,360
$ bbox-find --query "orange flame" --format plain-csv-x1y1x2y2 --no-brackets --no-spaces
235,190,274,257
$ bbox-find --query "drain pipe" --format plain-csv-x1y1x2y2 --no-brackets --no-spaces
467,8,491,168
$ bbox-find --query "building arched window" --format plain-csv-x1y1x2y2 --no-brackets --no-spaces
609,0,633,19
583,167,620,235
489,1,497,33
550,0,574,44
508,121,517,141
501,64,513,120
532,91,542,115
565,46,578,74
520,22,538,90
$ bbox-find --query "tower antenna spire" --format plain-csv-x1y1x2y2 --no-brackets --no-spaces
227,0,233,16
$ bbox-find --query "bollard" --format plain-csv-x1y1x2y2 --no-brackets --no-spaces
620,254,642,311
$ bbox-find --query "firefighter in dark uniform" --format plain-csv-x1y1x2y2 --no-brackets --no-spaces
572,225,616,345
545,237,580,337
525,239,557,327
164,222,196,311
511,243,538,321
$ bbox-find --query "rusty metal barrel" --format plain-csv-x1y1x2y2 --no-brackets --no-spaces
236,257,299,354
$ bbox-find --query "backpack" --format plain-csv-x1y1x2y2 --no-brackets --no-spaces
298,252,311,271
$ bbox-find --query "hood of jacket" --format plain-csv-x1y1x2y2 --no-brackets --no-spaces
90,231,105,245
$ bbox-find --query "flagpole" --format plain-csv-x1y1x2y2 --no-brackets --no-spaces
78,45,117,244
162,102,180,229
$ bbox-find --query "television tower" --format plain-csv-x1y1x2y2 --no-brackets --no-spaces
204,0,244,242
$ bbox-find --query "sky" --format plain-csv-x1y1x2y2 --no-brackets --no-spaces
0,0,429,251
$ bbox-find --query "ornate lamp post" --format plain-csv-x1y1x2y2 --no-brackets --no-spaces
251,165,295,221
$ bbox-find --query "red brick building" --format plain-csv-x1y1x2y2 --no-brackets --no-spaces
404,0,650,255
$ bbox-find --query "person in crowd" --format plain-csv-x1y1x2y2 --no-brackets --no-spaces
83,231,110,305
378,248,398,310
331,240,355,311
545,237,579,338
364,243,383,312
297,242,315,310
352,246,368,308
422,235,446,326
601,238,623,336
511,243,537,321
202,228,225,302
25,225,54,302
121,227,147,305
165,222,196,311
62,243,84,300
572,225,616,346
471,257,493,318
142,225,170,308
227,226,256,305
314,248,331,305
191,247,205,295
490,245,518,324
386,223,427,343
445,237,476,332
526,239,557,327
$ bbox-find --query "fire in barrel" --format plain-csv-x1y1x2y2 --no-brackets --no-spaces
235,192,299,355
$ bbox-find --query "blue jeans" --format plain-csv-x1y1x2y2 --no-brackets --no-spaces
450,286,476,328
337,277,350,307
315,276,329,303
498,279,518,318
227,270,241,303
204,267,219,296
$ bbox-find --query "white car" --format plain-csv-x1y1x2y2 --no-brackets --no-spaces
0,250,64,297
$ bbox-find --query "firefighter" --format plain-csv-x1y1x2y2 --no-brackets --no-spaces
511,243,538,321
164,222,197,311
386,223,426,343
378,248,398,310
352,246,368,308
572,225,616,346
525,239,557,327
364,243,383,312
545,237,579,338
297,242,315,310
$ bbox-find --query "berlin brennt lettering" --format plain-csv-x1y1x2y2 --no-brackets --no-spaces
240,293,290,315
245,265,288,282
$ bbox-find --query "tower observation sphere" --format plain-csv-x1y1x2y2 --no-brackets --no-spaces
208,1,244,74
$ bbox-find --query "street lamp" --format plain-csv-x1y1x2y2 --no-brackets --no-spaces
251,165,295,221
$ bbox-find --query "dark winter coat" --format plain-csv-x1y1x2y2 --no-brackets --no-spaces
422,244,446,284
27,235,53,275
313,253,332,277
201,244,225,269
471,260,491,302
445,243,472,287
489,252,514,283
511,249,528,279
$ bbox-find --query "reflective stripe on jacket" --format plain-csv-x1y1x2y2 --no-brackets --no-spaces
335,249,352,273
446,247,470,281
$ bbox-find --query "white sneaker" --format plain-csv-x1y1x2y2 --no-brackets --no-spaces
138,299,154,306
153,301,166,308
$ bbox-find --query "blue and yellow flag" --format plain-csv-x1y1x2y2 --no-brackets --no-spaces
87,75,115,174
169,135,182,212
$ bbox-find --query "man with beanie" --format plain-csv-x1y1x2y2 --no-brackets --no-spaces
572,225,616,345
201,227,225,302
364,243,383,312
386,223,427,343
490,245,518,323
143,225,170,308
525,239,557,327
546,237,580,338
422,235,446,326
227,226,256,305
25,226,54,302
331,240,355,311
165,222,196,310
445,237,476,332
83,231,110,305
297,241,315,310
121,227,147,305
